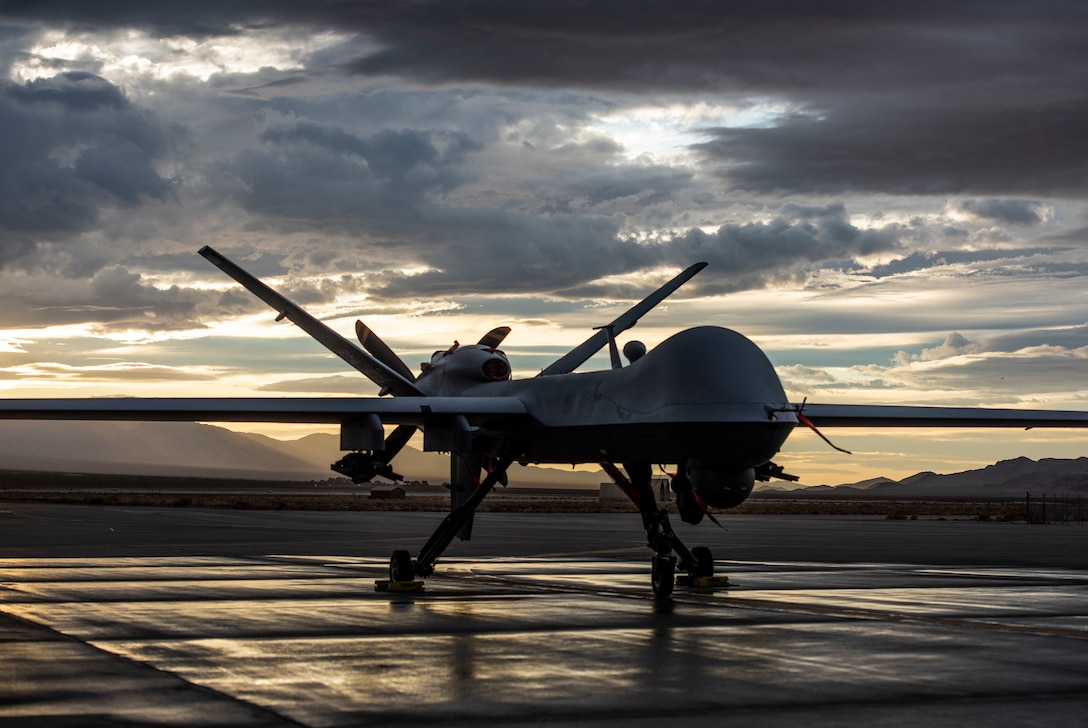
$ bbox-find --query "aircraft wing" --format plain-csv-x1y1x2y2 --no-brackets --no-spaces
797,403,1088,428
0,397,528,427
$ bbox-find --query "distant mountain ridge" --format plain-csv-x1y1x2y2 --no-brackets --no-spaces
762,457,1088,498
2,421,1084,494
0,421,328,480
0,421,602,486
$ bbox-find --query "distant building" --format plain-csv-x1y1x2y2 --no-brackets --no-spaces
370,484,406,499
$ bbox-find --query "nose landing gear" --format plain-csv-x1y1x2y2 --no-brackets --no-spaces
375,452,516,593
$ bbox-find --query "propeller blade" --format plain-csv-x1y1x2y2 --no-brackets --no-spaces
200,246,422,397
477,326,511,349
355,321,416,383
539,262,707,376
384,423,417,457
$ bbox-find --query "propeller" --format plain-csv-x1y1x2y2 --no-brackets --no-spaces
348,319,515,482
355,320,417,384
477,326,510,349
201,245,515,485
341,319,423,478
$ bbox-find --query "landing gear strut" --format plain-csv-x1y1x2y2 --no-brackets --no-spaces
384,453,515,587
601,461,717,597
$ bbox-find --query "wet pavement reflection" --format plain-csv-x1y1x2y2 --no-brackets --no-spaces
4,552,1088,726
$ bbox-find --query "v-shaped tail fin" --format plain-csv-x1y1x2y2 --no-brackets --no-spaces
539,262,707,376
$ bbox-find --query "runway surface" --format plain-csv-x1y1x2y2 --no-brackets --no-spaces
2,504,1088,726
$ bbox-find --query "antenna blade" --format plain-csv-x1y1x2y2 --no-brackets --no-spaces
356,321,417,382
539,262,707,376
199,246,422,397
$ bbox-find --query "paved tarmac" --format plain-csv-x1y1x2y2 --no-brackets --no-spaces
2,503,1088,726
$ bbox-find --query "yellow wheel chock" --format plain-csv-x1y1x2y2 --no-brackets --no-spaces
374,579,426,593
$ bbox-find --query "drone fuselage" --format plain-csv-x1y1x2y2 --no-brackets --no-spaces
439,326,797,468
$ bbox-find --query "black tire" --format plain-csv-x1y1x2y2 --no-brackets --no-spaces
690,546,714,577
390,549,414,582
651,556,675,598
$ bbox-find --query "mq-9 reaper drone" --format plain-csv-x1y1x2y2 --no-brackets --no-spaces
3,247,1088,597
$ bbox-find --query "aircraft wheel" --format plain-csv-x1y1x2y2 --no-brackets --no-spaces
390,549,414,583
690,546,714,577
651,555,675,598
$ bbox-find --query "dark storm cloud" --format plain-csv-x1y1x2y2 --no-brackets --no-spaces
0,265,211,329
324,2,1082,198
950,199,1047,226
217,117,480,230
0,71,180,260
0,1,286,38
370,206,642,297
209,111,899,299
6,3,1083,93
0,22,43,79
6,2,1083,204
75,141,173,203
260,118,481,193
661,203,904,295
2,1,1085,328
373,202,905,298
695,98,1088,196
557,167,693,209
329,2,1088,96
7,70,126,108
865,248,1070,278
983,325,1088,354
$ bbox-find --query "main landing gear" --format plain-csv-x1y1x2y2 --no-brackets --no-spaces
376,453,516,592
601,462,723,597
376,452,722,598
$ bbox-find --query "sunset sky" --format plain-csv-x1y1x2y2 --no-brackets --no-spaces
1,2,1086,484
